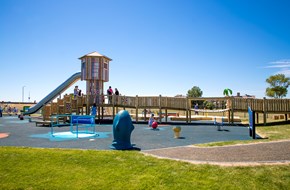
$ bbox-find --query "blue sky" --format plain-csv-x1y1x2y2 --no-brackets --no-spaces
1,0,290,102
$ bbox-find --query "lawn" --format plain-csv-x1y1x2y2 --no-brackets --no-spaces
197,122,290,147
0,147,289,190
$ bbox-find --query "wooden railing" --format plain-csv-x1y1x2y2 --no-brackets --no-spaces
232,98,264,112
47,94,290,114
232,97,290,113
85,95,189,110
42,94,290,124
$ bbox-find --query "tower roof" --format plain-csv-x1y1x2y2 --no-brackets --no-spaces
78,51,112,61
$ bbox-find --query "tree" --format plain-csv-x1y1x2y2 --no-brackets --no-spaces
187,86,203,98
223,88,233,96
187,86,203,109
266,74,290,98
203,100,215,110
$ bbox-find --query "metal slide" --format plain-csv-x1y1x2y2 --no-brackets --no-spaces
24,72,81,115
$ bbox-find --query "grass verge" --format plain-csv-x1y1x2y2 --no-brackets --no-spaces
196,123,290,147
1,146,290,189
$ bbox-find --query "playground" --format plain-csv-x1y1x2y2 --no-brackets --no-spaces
1,115,290,166
0,115,250,150
4,51,285,128
1,51,290,166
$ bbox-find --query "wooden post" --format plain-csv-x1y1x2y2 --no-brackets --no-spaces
98,106,101,120
86,95,89,115
143,108,146,122
165,109,168,122
123,95,126,111
159,95,162,123
186,97,189,124
112,94,115,119
231,96,234,124
135,95,138,123
165,97,168,122
226,98,231,124
188,98,191,123
263,97,267,126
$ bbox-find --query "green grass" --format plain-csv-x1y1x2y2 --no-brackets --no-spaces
256,123,290,140
1,120,290,189
197,123,290,147
0,147,290,190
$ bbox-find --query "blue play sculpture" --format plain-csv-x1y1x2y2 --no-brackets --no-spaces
111,110,140,150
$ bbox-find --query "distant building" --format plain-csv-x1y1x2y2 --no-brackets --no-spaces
175,94,186,98
235,92,255,99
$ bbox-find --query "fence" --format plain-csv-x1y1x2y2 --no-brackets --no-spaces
38,95,290,125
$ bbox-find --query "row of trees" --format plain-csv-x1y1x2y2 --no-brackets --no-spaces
187,74,290,99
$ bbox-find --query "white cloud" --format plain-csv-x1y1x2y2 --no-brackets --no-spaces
266,64,290,68
277,69,290,76
270,59,290,64
265,59,290,76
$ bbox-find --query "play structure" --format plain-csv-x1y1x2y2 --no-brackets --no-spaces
25,52,112,123
213,117,224,131
50,114,97,138
79,52,111,109
24,72,81,115
248,107,256,139
23,51,290,126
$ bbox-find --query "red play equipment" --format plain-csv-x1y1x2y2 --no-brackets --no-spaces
152,121,158,129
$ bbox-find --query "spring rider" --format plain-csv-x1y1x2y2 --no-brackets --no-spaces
111,110,140,150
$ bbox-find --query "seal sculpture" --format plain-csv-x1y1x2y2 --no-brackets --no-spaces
111,110,140,150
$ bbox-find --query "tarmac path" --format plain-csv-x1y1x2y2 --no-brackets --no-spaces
143,140,290,166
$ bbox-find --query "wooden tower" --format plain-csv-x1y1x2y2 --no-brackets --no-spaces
79,52,112,110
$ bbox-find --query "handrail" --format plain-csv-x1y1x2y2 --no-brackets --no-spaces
49,95,290,113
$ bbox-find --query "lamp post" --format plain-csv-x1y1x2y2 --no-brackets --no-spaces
22,86,26,102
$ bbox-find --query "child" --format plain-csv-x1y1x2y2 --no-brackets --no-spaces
74,86,79,99
13,107,18,115
0,105,2,117
148,113,154,128
194,103,199,115
91,103,97,116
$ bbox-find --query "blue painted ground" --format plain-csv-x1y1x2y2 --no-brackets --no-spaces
0,116,251,150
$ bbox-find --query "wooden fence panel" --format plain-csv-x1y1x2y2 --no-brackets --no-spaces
120,96,136,107
137,96,159,108
164,97,187,109
232,98,264,112
266,99,290,112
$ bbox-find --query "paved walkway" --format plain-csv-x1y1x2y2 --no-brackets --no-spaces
1,116,290,166
143,140,290,166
